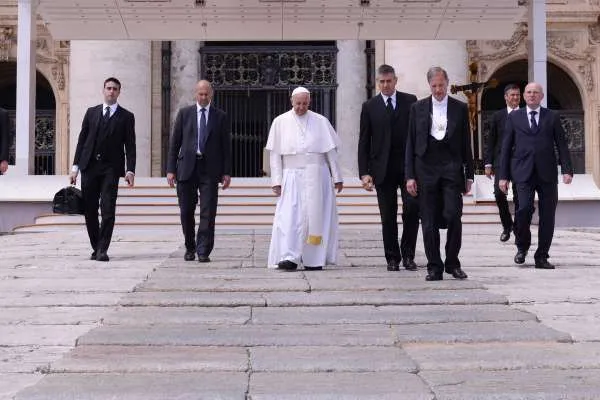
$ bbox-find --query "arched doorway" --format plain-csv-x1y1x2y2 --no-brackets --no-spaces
0,62,56,175
481,60,585,173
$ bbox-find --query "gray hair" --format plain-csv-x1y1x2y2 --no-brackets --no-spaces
426,67,449,83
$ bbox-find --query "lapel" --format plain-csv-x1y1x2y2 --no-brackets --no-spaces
520,108,538,135
191,106,198,145
536,107,547,134
423,97,432,136
205,106,216,142
445,97,457,138
391,92,401,121
108,105,121,137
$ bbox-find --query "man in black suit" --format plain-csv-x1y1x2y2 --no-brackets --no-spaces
358,64,419,272
0,107,9,175
167,80,232,263
484,83,521,242
499,82,573,269
70,77,136,262
405,66,474,281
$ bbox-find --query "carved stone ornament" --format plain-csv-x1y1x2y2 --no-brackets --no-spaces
468,23,528,63
589,23,600,45
547,43,596,92
0,26,15,61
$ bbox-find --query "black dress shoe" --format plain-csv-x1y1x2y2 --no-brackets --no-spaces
197,255,211,263
500,230,511,242
514,250,527,264
304,266,323,271
449,268,468,280
402,258,418,271
96,252,109,262
184,251,195,261
90,251,97,260
277,260,297,271
387,259,400,271
425,273,443,281
535,259,555,269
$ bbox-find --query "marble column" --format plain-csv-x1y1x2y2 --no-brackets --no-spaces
336,40,366,177
528,0,548,107
69,40,152,176
170,40,200,128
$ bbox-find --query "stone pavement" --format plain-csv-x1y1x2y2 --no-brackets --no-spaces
1,224,600,399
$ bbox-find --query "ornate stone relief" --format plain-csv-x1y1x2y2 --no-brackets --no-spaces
0,26,15,61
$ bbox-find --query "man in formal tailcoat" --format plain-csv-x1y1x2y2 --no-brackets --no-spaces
499,82,573,269
0,107,10,175
405,66,474,281
358,64,419,272
167,80,232,263
484,83,521,242
70,77,136,262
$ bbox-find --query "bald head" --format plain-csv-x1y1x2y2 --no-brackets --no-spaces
523,82,544,108
195,80,213,107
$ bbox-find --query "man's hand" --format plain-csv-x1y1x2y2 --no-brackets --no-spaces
166,172,176,188
499,179,509,194
563,174,573,185
0,160,8,174
69,171,78,185
334,182,343,193
484,166,493,179
221,175,231,190
272,185,281,196
125,172,135,187
360,175,374,192
465,180,473,194
406,179,418,197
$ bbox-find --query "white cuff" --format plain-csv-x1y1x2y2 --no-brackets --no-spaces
71,165,79,173
126,171,135,176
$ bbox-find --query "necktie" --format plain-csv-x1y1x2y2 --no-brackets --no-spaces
198,108,207,153
386,97,394,114
103,106,111,122
529,110,538,131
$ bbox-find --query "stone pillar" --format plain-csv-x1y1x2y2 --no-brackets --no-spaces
336,40,366,177
170,40,200,127
382,40,468,101
528,0,547,107
14,0,37,175
69,40,152,176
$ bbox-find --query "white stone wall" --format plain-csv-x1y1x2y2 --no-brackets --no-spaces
69,40,152,176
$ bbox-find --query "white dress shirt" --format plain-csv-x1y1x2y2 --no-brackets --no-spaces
526,106,541,128
430,95,448,140
381,93,396,110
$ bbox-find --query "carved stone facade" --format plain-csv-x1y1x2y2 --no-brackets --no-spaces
467,1,600,185
0,14,70,174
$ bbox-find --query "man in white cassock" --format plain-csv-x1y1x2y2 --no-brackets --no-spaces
266,86,344,271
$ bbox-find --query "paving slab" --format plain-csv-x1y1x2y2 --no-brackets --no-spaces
421,369,600,400
392,321,572,344
306,276,484,291
103,306,251,325
248,372,433,400
404,342,600,371
517,303,600,342
250,346,417,372
50,345,248,373
0,278,143,293
14,373,248,400
135,277,310,292
252,304,535,325
119,291,267,307
0,293,123,307
77,324,396,346
0,347,71,373
264,289,508,307
0,373,44,400
0,307,108,325
0,326,95,346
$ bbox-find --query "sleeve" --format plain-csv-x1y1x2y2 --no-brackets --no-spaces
462,103,474,180
357,102,371,178
167,108,184,174
73,108,90,166
326,149,343,183
485,112,498,167
553,112,573,176
125,111,136,174
405,103,417,180
221,112,232,176
499,115,515,181
269,151,283,187
0,110,9,162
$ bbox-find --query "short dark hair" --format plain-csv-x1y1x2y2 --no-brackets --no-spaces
104,77,121,89
426,66,448,83
503,83,520,94
377,64,396,76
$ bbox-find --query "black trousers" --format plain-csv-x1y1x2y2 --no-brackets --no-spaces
176,157,219,256
81,160,120,254
514,175,558,261
375,173,420,264
416,159,464,275
493,173,519,232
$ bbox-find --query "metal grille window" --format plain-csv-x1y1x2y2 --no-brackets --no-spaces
7,110,55,175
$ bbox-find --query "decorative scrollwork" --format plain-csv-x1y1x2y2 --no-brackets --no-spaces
202,47,337,88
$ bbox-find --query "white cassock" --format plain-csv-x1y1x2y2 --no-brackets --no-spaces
265,109,343,268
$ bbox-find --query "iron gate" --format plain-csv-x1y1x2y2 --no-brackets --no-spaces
200,43,338,177
7,110,55,175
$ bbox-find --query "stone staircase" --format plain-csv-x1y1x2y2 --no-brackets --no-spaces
14,178,501,232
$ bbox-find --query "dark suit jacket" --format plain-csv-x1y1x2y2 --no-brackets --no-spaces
485,108,510,169
499,107,573,184
358,91,417,185
73,104,136,176
405,96,474,182
0,107,9,163
167,104,232,182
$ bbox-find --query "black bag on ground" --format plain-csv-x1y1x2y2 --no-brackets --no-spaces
52,186,85,215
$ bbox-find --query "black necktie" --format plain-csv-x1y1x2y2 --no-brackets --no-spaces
529,110,538,131
198,108,207,153
103,106,110,122
386,97,394,114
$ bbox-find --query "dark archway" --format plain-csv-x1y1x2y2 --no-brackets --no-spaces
481,60,585,173
0,62,56,175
